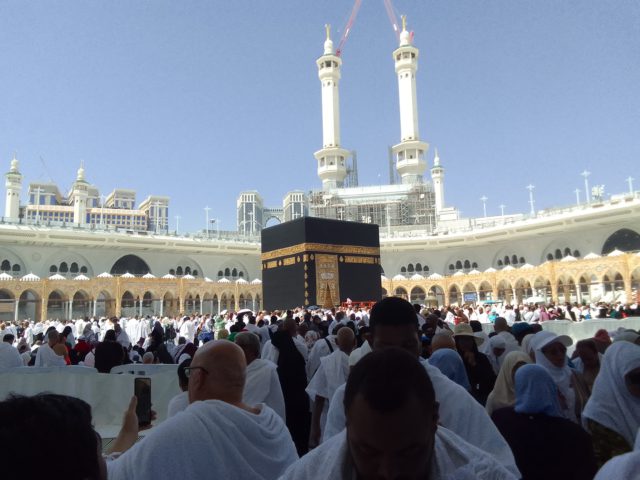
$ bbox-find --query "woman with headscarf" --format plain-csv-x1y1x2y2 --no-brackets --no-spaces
532,331,587,422
486,335,507,375
271,327,310,456
453,323,496,405
592,329,612,354
520,333,535,361
582,341,640,468
571,339,601,395
485,351,532,416
492,364,597,480
428,348,471,391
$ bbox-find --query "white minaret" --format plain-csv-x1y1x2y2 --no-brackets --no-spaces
391,16,428,184
314,25,350,190
431,148,445,213
72,163,89,226
4,155,23,220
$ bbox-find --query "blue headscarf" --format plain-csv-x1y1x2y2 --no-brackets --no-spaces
428,349,471,391
514,364,563,417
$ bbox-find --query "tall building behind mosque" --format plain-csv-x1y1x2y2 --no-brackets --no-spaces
236,18,504,236
3,156,169,233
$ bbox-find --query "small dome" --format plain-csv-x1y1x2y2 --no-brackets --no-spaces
10,157,19,173
399,29,411,46
76,165,85,181
324,38,334,55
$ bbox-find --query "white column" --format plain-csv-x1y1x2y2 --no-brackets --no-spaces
92,299,97,317
160,299,164,317
68,300,73,320
139,299,143,317
14,299,19,322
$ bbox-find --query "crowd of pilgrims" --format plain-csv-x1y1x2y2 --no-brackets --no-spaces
0,298,639,479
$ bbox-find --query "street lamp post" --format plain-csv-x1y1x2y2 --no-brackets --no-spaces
204,206,211,238
247,211,254,236
626,176,634,194
100,194,106,228
175,215,180,235
526,184,535,216
480,196,488,218
574,188,580,206
152,201,161,234
33,186,43,224
581,170,591,203
499,204,506,217
210,218,219,238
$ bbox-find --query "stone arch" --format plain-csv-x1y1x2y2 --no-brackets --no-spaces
410,286,426,303
42,251,95,278
120,290,137,317
381,287,388,298
449,284,461,305
0,288,14,322
514,278,533,303
163,291,178,317
497,279,513,303
394,286,408,300
47,290,69,320
602,228,640,254
264,215,282,228
202,292,215,315
111,255,150,276
428,285,445,306
478,281,493,301
631,267,640,304
533,277,552,303
18,289,41,322
218,260,250,280
72,290,91,319
95,290,114,318
0,247,27,277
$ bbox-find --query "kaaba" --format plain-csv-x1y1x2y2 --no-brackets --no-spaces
261,217,382,310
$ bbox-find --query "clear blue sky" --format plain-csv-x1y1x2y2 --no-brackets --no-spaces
1,1,639,232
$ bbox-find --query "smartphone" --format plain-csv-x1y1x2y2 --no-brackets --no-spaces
134,377,152,427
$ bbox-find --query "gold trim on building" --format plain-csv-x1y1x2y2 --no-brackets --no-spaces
261,242,380,261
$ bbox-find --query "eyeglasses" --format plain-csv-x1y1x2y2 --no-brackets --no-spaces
183,366,209,378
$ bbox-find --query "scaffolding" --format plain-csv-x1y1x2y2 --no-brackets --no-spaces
308,183,437,232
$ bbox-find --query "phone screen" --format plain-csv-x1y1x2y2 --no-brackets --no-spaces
134,377,152,427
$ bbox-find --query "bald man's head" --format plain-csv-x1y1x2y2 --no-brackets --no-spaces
336,327,355,355
188,340,247,405
430,332,456,353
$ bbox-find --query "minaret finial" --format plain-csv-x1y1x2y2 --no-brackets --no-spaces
401,15,407,32
325,24,331,41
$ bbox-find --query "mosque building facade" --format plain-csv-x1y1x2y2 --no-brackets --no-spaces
1,20,640,319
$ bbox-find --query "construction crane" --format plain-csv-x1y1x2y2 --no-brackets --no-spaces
335,0,363,57
383,0,400,41
334,0,410,57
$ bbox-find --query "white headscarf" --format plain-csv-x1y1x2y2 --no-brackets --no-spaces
485,351,532,416
583,342,640,446
486,335,507,375
521,333,535,360
533,331,576,422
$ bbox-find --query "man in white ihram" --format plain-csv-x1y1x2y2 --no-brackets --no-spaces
34,330,66,367
108,341,298,479
307,326,355,447
234,331,286,420
281,348,516,479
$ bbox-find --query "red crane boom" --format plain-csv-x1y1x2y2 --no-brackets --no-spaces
336,0,363,57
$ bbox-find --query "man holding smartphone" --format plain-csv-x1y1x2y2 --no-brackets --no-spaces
107,340,298,480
